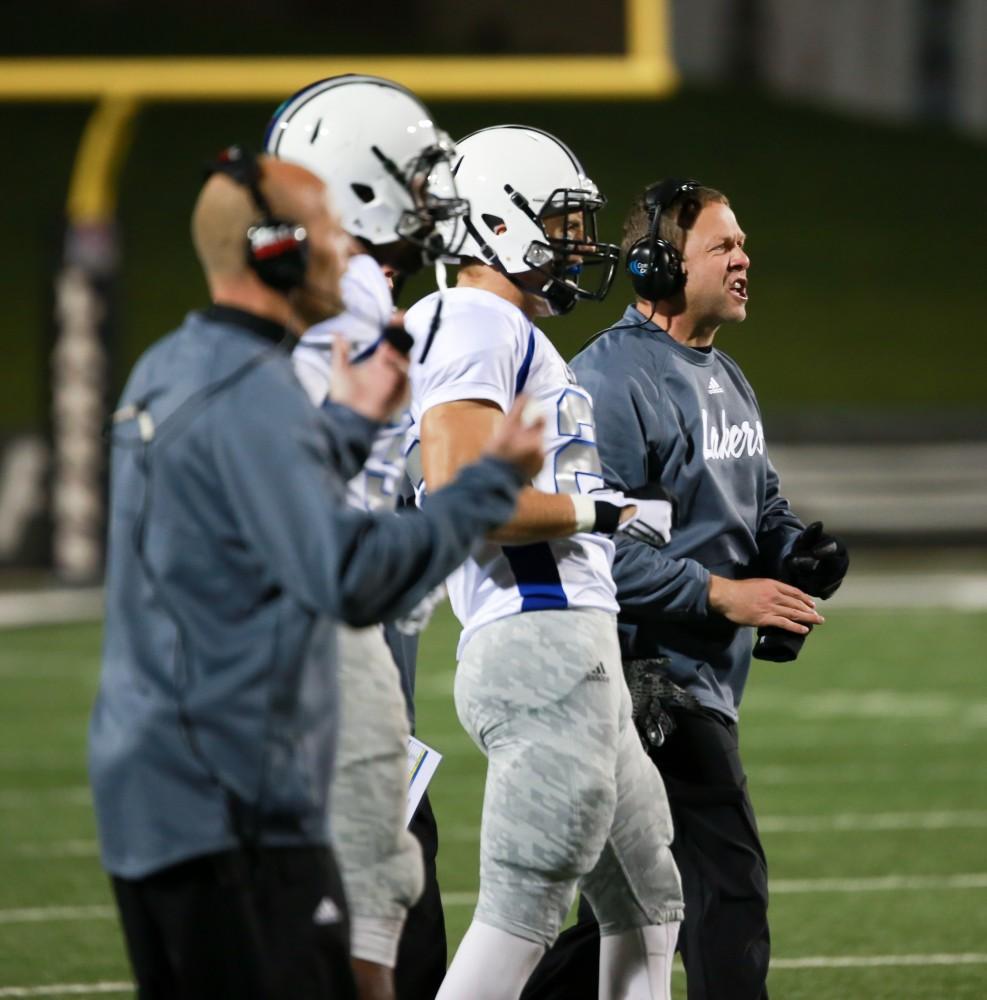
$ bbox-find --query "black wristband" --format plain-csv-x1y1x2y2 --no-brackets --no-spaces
382,323,414,355
593,501,623,535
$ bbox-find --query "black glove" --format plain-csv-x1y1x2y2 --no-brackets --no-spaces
624,658,701,751
782,521,849,599
753,522,848,662
382,320,414,355
753,624,811,662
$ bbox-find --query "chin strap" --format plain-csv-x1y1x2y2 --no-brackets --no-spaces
416,261,448,364
459,213,575,316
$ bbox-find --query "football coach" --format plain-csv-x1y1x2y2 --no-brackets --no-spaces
522,180,848,1000
88,150,544,1000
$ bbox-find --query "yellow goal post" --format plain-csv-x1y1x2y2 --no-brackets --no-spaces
2,0,677,581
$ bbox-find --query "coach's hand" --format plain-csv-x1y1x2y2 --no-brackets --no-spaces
484,394,545,481
707,576,824,634
330,336,410,422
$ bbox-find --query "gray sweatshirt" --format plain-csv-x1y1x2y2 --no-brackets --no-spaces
90,305,523,878
571,306,803,719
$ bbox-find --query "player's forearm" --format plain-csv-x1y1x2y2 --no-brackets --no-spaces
335,458,524,626
487,488,578,543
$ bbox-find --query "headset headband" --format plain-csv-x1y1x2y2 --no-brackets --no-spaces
205,146,273,218
202,145,310,294
625,177,702,302
644,178,699,243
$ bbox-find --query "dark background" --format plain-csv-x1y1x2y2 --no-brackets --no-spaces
2,1,626,57
6,86,986,434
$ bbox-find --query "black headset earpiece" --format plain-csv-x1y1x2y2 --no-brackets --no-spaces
204,146,310,293
625,177,700,302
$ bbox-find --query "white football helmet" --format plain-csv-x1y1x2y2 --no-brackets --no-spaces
264,75,468,266
448,125,619,314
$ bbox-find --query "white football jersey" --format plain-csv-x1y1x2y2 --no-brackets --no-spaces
292,253,412,512
405,286,618,656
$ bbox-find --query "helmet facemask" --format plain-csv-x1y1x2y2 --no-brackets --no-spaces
372,135,469,264
519,186,619,315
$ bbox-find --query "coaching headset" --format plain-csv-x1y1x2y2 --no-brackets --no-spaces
207,146,418,358
205,145,310,292
624,177,700,302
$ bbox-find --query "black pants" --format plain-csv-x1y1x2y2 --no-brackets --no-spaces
113,846,356,1000
395,792,447,1000
521,708,770,1000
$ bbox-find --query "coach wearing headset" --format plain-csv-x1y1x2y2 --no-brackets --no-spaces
522,181,848,1000
88,150,543,1000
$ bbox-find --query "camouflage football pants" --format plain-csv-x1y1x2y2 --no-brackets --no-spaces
455,608,684,946
330,623,424,966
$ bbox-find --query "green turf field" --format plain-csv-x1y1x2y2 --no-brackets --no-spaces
2,606,987,997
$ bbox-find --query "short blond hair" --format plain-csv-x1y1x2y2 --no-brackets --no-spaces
621,183,728,258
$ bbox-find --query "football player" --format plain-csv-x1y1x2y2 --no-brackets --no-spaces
265,74,467,1000
404,126,684,1000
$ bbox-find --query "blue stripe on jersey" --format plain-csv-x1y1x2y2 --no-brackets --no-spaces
502,542,568,612
352,335,383,363
514,329,535,395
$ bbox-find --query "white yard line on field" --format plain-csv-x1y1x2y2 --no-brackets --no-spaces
745,687,987,725
0,588,103,629
441,873,987,908
831,573,987,611
757,809,987,833
9,808,986,860
0,786,90,806
0,985,131,998
13,839,98,858
0,749,90,770
3,955,987,994
5,870,986,926
751,762,987,785
443,807,987,843
771,952,987,970
0,905,114,924
771,873,987,893
739,725,987,749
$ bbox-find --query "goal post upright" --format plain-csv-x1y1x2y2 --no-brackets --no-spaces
52,97,140,582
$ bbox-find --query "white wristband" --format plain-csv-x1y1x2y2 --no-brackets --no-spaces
571,494,597,533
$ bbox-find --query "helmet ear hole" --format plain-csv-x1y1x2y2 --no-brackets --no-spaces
481,213,506,235
351,183,375,204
